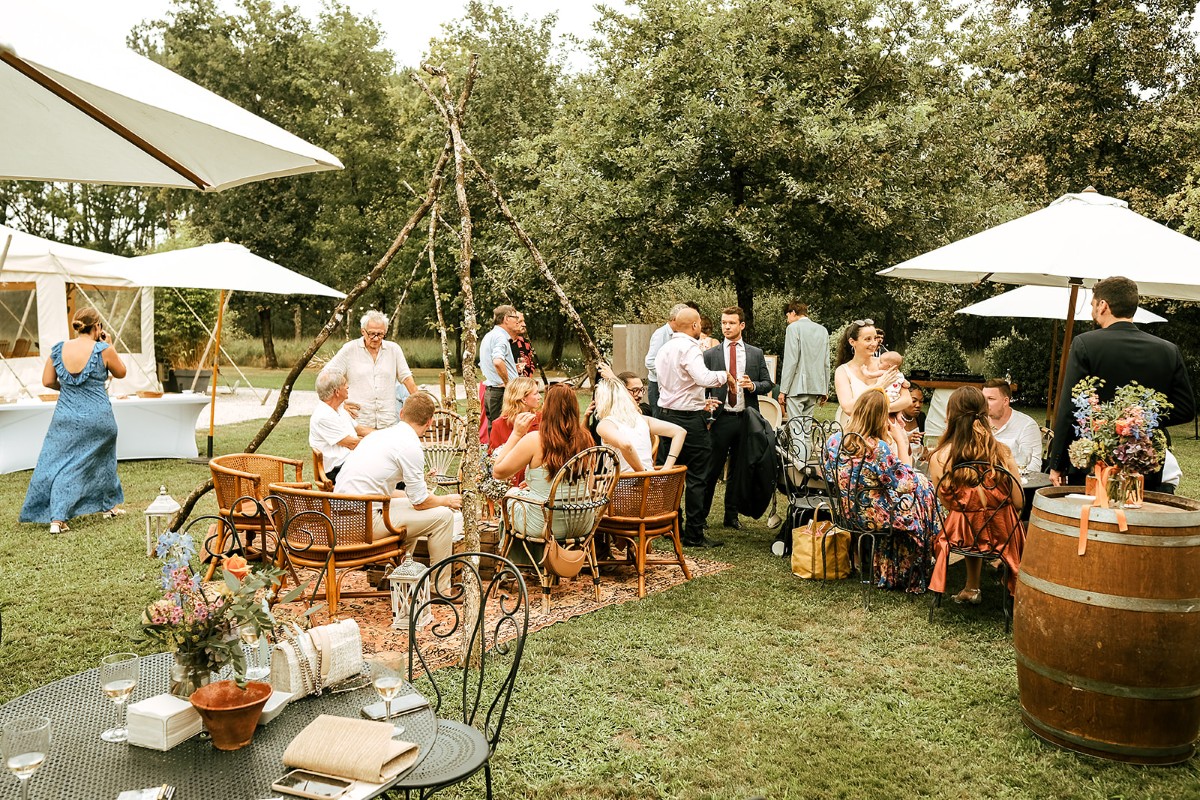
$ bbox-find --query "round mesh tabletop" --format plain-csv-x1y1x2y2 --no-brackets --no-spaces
0,652,437,799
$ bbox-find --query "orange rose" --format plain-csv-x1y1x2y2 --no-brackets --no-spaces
223,554,250,581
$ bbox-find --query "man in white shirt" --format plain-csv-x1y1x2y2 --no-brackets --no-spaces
325,310,418,430
309,369,371,484
982,379,1042,473
478,304,522,433
335,393,460,593
644,301,697,418
655,305,736,548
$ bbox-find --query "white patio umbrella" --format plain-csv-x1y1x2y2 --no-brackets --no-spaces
955,285,1167,324
879,188,1200,412
112,242,345,456
0,13,343,191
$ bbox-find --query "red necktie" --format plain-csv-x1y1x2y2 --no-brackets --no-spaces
729,342,737,406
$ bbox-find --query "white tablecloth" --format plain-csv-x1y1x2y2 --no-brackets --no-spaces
0,395,211,474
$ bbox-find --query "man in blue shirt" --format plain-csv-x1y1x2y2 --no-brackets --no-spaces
479,304,522,433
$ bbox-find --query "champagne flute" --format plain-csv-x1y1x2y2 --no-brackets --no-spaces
366,651,408,736
3,716,51,800
99,652,139,743
239,626,270,682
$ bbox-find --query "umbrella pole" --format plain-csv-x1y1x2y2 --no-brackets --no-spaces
1051,281,1082,422
205,290,228,460
1045,320,1059,423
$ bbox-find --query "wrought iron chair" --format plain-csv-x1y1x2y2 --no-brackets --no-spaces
500,445,620,612
770,415,830,547
595,466,690,597
929,461,1025,631
205,452,306,580
815,422,934,609
420,409,469,494
395,553,528,800
265,482,407,615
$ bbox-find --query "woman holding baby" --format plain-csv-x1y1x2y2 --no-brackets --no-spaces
833,318,912,429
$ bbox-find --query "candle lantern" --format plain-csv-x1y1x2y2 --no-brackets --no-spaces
144,485,180,557
388,554,432,630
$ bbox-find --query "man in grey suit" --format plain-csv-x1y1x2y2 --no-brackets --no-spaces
777,300,830,418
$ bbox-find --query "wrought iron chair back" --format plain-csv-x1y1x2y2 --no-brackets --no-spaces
930,460,1024,629
396,553,528,799
776,416,830,527
420,409,468,494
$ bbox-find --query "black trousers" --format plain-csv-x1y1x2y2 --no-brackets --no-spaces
658,409,712,541
647,380,660,418
704,411,743,523
483,385,505,433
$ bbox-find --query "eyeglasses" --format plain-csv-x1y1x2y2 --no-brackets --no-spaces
628,387,645,396
852,318,874,327
363,331,386,339
506,314,521,320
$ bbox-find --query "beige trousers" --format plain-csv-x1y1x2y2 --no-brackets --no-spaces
375,498,457,593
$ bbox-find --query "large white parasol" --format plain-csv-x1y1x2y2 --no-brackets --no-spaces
955,285,1166,324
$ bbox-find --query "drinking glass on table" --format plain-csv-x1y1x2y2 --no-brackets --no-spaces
239,626,270,682
366,651,409,736
3,716,50,800
99,652,139,743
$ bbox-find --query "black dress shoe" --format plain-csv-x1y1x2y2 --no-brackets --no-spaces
723,517,742,530
683,535,725,548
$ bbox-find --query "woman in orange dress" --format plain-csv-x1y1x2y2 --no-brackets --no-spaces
927,386,1025,604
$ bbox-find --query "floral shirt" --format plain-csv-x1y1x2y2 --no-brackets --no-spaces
823,432,935,533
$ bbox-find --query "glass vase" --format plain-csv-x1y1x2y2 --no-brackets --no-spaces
1119,471,1145,509
170,651,215,699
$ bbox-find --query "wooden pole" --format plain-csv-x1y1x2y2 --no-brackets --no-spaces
1051,281,1082,422
205,289,228,459
1044,320,1058,424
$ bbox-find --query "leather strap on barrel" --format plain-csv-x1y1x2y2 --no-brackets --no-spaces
1080,463,1127,556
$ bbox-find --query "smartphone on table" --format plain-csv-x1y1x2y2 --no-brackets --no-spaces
271,769,352,799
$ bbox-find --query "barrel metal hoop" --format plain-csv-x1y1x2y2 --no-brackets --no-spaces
1020,709,1196,760
1016,652,1200,700
1031,516,1200,547
1018,572,1200,613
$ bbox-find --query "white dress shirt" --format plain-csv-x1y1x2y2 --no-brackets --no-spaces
334,423,431,506
654,332,728,411
326,339,413,429
992,408,1043,472
308,402,357,470
721,338,746,412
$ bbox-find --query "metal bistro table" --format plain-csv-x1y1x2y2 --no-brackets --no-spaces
0,653,437,800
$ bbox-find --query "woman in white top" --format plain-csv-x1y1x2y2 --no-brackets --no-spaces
833,319,910,429
593,378,686,472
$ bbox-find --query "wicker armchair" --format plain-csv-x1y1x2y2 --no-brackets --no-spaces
206,452,305,580
595,466,689,598
311,449,334,491
266,483,407,615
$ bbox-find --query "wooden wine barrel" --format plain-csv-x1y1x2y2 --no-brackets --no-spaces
1014,488,1200,764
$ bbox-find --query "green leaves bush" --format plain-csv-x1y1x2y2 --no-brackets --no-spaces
902,327,969,375
985,330,1052,405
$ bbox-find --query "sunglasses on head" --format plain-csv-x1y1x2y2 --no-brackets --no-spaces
852,318,874,327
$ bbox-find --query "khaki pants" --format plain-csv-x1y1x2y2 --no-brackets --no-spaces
375,498,457,593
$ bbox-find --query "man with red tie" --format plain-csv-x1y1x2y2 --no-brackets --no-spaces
702,307,775,530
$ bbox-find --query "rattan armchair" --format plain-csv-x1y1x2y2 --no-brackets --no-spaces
206,452,305,580
266,483,407,615
595,466,689,597
311,448,334,491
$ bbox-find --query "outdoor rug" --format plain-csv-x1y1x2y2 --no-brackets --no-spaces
271,553,731,668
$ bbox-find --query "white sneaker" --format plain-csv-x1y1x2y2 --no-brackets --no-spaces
771,540,786,557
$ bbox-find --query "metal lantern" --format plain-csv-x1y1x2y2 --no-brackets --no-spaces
144,485,180,557
388,554,432,630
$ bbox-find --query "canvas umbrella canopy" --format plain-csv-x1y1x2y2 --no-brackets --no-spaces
878,188,1200,413
955,285,1166,324
0,13,343,191
112,242,345,457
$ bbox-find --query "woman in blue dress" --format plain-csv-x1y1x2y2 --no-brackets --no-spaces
20,307,126,533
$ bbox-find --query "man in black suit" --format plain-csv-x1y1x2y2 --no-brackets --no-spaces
702,306,775,529
1048,276,1195,491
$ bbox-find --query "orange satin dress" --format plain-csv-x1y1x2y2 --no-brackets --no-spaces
929,482,1025,594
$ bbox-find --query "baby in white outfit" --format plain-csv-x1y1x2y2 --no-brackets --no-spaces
862,351,908,403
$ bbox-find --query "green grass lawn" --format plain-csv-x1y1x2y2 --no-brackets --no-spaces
1,404,1198,798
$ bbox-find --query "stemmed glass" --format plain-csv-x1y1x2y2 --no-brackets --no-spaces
3,715,51,800
239,627,270,682
99,652,139,743
366,651,409,736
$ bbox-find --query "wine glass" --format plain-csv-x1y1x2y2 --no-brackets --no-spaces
3,716,51,800
99,652,139,743
239,626,270,682
366,651,409,736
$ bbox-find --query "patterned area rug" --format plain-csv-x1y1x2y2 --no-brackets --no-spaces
271,553,731,666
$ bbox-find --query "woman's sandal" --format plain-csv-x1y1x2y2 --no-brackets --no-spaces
103,508,127,519
952,588,982,605
49,521,70,534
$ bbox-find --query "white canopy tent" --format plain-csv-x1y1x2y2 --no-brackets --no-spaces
0,224,156,399
0,13,343,191
955,285,1167,324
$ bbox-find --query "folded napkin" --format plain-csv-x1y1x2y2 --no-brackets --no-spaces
283,715,420,783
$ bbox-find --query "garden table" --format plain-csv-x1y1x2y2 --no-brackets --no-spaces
0,652,437,800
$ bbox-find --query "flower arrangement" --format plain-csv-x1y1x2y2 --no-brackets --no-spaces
140,531,280,685
1067,377,1171,474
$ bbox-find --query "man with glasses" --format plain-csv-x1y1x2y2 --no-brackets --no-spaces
777,300,829,419
326,310,417,430
617,371,652,416
480,304,523,434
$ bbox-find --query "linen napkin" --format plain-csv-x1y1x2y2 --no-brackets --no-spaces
283,715,420,783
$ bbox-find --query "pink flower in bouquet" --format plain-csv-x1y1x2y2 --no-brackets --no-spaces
1115,418,1132,436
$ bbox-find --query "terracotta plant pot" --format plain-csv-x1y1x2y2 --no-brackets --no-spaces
189,680,272,751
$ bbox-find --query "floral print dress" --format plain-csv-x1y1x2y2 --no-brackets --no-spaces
823,432,936,592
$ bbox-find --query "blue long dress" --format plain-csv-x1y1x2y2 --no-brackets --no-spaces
20,341,124,523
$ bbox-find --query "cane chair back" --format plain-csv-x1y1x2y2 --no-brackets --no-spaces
930,461,1024,630
206,453,305,580
395,553,528,799
420,409,468,493
758,395,783,429
500,445,620,611
596,466,689,597
266,483,407,615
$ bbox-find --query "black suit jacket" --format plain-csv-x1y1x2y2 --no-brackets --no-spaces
703,341,773,415
1048,321,1195,475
